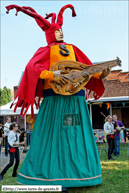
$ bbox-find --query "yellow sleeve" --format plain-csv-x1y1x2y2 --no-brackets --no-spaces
39,70,54,81
93,72,101,79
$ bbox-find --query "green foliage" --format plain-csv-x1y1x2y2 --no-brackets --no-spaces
0,150,128,193
0,86,12,106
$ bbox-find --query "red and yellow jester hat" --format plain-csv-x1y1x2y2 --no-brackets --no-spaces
6,4,76,44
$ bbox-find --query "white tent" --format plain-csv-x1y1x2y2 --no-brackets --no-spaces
0,101,39,115
0,101,20,115
0,101,39,131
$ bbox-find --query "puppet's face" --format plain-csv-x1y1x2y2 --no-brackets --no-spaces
55,28,64,42
67,117,72,126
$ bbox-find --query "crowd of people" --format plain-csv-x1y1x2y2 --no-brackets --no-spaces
0,114,125,182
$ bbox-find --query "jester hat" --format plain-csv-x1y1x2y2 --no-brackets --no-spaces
6,4,76,44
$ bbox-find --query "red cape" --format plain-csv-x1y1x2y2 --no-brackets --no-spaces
12,42,105,117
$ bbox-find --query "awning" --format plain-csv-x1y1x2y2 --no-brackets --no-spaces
0,101,39,115
87,96,129,104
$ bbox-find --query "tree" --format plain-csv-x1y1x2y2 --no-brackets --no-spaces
0,86,12,106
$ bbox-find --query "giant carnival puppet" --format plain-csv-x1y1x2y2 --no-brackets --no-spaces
5,4,121,191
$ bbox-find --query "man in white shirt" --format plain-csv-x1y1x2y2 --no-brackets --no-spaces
3,117,11,156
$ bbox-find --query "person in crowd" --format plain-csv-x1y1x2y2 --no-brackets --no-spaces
104,115,116,160
3,117,11,156
0,122,25,181
0,126,4,154
112,114,125,157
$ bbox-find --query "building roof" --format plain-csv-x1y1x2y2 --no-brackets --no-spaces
88,96,129,104
107,70,129,82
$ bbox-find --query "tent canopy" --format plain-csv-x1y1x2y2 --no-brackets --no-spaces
0,101,39,115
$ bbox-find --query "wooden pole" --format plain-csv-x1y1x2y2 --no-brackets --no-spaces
90,104,92,126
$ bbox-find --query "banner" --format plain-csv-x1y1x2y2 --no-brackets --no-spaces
94,129,125,143
106,103,110,110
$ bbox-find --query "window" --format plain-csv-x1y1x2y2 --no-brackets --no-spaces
63,114,80,126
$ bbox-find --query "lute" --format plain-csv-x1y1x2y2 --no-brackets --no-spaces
50,57,121,95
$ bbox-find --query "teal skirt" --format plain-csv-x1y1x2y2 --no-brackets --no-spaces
17,95,102,187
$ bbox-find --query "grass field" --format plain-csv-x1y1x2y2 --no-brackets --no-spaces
0,149,129,193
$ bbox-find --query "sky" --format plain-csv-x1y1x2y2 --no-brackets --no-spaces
1,0,128,90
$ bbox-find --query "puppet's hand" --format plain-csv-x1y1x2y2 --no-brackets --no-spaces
53,71,68,87
99,67,110,79
81,70,89,81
